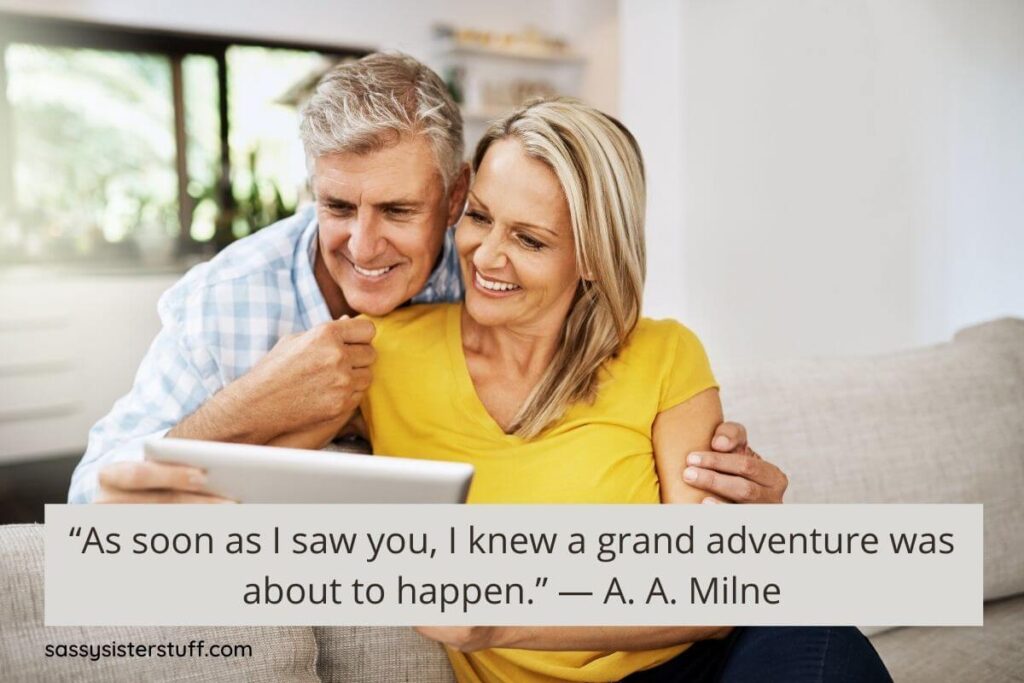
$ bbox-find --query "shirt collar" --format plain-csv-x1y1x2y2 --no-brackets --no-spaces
294,206,333,329
411,226,462,304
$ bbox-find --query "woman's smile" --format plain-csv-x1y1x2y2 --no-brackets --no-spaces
472,267,522,296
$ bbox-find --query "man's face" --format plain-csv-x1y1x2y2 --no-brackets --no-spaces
313,135,463,317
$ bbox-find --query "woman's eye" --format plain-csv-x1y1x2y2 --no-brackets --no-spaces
517,234,545,251
467,210,490,225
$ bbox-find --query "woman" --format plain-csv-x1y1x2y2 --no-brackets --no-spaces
285,98,889,682
367,99,721,681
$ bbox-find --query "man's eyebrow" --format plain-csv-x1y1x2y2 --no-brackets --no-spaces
375,199,424,210
319,194,354,206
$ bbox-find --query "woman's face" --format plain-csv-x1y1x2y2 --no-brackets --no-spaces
456,138,580,332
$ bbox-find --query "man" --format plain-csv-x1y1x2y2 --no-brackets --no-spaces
69,52,788,507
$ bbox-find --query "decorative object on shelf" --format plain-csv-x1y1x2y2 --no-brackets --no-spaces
433,24,575,60
433,24,586,151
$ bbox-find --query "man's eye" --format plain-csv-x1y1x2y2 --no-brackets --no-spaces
327,204,353,216
386,207,412,217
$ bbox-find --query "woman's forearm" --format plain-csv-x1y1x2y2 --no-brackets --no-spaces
495,625,732,651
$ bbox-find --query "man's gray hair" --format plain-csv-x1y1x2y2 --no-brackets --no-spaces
299,52,464,192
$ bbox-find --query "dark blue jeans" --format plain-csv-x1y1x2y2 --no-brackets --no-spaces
621,627,892,682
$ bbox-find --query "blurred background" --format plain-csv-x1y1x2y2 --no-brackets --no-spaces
0,0,1021,520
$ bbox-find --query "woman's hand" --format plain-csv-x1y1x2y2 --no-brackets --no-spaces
414,626,502,652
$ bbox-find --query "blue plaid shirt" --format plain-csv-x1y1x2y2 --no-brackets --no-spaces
69,206,464,503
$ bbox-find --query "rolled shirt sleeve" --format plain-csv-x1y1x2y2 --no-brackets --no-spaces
68,283,224,503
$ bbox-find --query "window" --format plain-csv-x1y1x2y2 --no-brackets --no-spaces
0,13,364,265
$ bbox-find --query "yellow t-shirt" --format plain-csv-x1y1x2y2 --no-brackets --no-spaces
361,303,717,683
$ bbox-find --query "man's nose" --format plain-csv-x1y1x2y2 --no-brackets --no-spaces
347,213,386,263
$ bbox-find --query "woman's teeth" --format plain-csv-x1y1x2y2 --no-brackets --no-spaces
352,263,393,277
475,271,521,292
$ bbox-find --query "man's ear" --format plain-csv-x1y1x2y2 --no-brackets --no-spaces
446,163,471,226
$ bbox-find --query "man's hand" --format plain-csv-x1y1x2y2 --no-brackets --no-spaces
169,316,376,447
682,422,789,504
96,461,234,503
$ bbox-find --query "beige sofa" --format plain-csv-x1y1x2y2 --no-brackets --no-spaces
2,318,1021,682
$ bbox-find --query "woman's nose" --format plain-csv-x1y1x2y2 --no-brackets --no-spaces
473,228,509,271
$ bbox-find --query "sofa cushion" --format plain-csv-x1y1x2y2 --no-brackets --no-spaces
869,593,1024,682
717,318,1024,601
314,626,455,683
0,524,319,683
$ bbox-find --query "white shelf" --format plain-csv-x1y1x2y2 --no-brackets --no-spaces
439,44,585,66
461,106,516,123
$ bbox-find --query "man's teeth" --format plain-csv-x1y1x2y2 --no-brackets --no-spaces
352,263,393,277
475,271,520,292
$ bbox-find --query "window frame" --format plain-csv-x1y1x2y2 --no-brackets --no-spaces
0,11,367,258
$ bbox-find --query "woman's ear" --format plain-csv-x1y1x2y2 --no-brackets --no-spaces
446,164,472,226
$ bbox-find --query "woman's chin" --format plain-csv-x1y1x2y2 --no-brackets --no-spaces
464,296,523,328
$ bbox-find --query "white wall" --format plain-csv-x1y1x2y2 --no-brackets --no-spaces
622,0,1024,363
0,0,619,114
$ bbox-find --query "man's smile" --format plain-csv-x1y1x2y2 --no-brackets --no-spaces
344,255,401,280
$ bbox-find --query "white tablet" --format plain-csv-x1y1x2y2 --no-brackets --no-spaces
144,438,474,504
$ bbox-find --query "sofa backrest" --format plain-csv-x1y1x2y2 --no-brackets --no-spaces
717,318,1024,601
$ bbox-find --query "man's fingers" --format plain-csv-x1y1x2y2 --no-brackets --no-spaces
683,466,766,503
332,316,376,344
686,451,779,487
349,367,373,391
96,489,236,504
711,421,748,452
345,343,377,368
98,461,208,493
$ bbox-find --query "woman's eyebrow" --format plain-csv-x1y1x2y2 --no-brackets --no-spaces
512,221,558,238
469,191,556,236
467,191,490,210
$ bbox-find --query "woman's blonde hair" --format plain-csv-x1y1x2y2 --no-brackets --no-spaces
473,97,647,438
